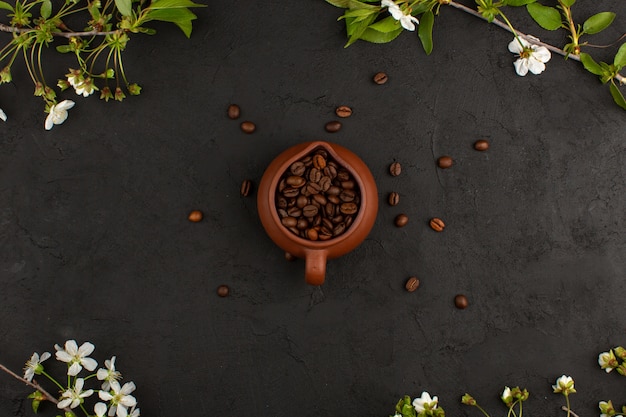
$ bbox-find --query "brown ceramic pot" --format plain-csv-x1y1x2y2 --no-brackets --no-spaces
257,141,378,286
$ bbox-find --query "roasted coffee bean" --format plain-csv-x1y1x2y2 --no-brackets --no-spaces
278,208,288,218
278,178,286,193
474,139,490,151
290,161,306,176
315,148,328,159
304,182,321,195
277,197,288,209
296,195,309,208
312,215,322,227
333,222,346,236
319,176,332,191
312,193,327,206
240,121,256,134
240,179,252,197
313,154,327,170
345,216,354,228
341,180,355,190
327,195,341,204
282,187,300,198
323,165,337,179
395,213,409,227
455,294,469,309
325,121,342,133
331,215,344,224
373,71,388,84
308,167,322,183
324,202,336,217
322,218,334,230
297,218,309,230
405,276,420,292
437,155,453,169
327,186,341,196
287,207,302,218
389,161,402,176
302,205,319,217
340,189,356,202
340,202,358,215
286,175,306,187
307,228,319,241
429,217,445,232
301,156,313,166
187,210,203,222
335,105,353,118
388,192,400,206
217,285,229,297
336,170,350,182
227,104,240,119
281,217,298,228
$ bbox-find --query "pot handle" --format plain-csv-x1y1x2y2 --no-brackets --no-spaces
304,249,328,286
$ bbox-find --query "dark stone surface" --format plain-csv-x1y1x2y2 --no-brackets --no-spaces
1,1,625,416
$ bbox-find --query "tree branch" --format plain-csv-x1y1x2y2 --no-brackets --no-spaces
446,0,625,84
0,22,120,38
0,363,71,413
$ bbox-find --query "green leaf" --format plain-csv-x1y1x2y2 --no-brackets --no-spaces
614,43,626,68
580,52,603,75
504,0,535,6
344,12,376,47
583,12,615,35
148,0,205,9
114,0,132,17
338,8,376,22
359,26,402,43
609,82,626,110
40,0,51,18
143,7,197,37
55,44,72,53
0,1,13,11
325,0,350,7
418,10,434,55
326,0,378,9
560,0,575,6
526,3,561,30
368,15,400,33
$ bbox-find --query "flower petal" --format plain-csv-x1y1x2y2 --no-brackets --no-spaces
45,113,55,130
81,357,98,371
0,108,6,122
40,352,51,362
508,39,524,54
513,58,529,76
527,57,546,74
120,382,136,395
56,100,75,111
532,46,551,63
99,391,114,401
64,340,78,355
68,362,82,376
57,398,72,409
95,402,108,417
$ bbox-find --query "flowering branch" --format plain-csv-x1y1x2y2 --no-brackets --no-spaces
0,362,68,411
0,22,120,38
326,0,626,110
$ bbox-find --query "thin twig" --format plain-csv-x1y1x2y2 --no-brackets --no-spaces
0,363,70,412
446,0,625,84
0,22,120,38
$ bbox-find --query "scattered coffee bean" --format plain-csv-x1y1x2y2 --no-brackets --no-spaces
389,161,402,176
240,179,252,197
388,192,400,206
325,121,342,133
217,285,230,297
373,72,388,85
429,217,445,232
405,276,420,292
335,105,353,118
187,210,203,222
285,252,297,261
227,104,240,120
455,294,469,309
437,156,453,169
275,147,361,241
240,121,256,134
395,213,409,227
474,139,490,151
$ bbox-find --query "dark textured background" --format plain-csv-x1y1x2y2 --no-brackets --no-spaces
1,1,625,416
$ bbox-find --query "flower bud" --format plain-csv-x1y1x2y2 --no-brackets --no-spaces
57,79,70,91
128,83,141,96
614,347,626,360
114,87,126,102
100,86,113,102
461,394,476,406
34,82,44,96
599,400,615,416
0,66,12,83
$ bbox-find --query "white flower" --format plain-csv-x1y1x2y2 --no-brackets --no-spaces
55,340,97,376
99,381,137,417
508,37,551,76
412,391,438,413
598,351,617,373
381,0,419,31
94,402,108,417
97,356,122,390
23,352,51,382
128,406,140,417
552,375,576,395
0,108,6,122
57,378,94,409
74,78,98,97
45,100,75,130
501,386,512,405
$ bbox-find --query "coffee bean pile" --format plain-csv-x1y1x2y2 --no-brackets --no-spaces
275,147,360,241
